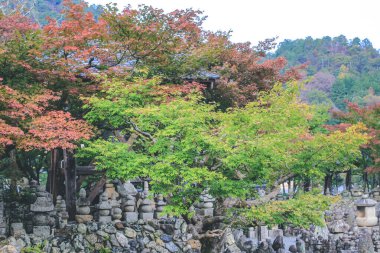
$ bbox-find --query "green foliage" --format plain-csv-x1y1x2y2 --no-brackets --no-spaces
21,241,46,253
241,191,340,228
305,89,334,106
332,72,380,110
79,79,367,215
98,247,112,253
274,36,380,109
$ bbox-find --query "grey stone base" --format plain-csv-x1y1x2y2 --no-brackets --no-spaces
99,216,112,224
33,226,51,238
10,223,25,238
197,208,214,217
139,213,154,221
124,212,138,223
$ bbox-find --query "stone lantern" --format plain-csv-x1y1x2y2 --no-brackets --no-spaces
355,194,378,227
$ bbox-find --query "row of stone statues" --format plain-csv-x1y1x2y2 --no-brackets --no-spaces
8,178,217,239
74,180,166,225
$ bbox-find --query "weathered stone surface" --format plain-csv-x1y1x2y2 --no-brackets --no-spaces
87,222,98,232
75,215,93,224
140,212,154,221
77,223,87,234
10,223,25,239
188,239,201,250
109,234,120,247
161,234,173,243
144,225,155,233
32,226,50,238
0,245,17,253
51,247,60,253
30,186,54,213
124,212,138,223
358,230,375,253
124,227,137,238
165,241,179,252
96,230,109,238
85,234,98,245
116,232,128,247
104,224,117,234
99,216,112,224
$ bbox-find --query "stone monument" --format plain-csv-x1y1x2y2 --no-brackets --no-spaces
139,194,154,221
355,194,378,227
75,188,93,223
110,192,122,222
196,189,215,217
55,195,69,228
123,194,138,223
105,179,118,199
351,185,364,199
97,191,112,224
30,185,55,238
154,194,167,219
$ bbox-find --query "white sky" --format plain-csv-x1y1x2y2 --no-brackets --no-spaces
86,0,380,49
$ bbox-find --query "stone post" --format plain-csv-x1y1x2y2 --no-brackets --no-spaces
259,225,268,241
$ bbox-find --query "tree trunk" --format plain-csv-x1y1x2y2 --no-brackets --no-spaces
304,178,311,192
63,149,77,220
346,169,352,191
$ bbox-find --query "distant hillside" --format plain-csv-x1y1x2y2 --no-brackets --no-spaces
0,0,103,25
272,35,380,109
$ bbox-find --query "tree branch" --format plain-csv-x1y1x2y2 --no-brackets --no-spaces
129,121,156,143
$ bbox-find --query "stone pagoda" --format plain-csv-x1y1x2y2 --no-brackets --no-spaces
154,194,167,219
196,189,215,217
97,191,112,224
123,194,138,223
75,188,93,223
138,181,155,221
30,185,55,238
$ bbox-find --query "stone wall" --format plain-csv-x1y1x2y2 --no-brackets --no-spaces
2,218,199,253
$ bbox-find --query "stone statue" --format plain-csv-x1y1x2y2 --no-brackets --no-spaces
288,245,297,253
272,235,284,251
75,188,93,223
96,191,112,224
296,238,306,253
154,194,167,219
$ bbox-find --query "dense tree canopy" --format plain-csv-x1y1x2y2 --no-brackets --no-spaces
78,79,368,214
273,36,380,111
0,0,372,219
